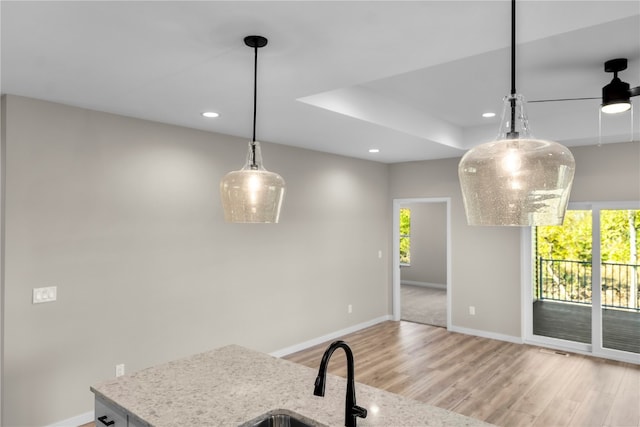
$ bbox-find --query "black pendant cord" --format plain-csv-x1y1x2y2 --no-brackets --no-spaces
244,35,267,169
251,44,258,168
509,0,517,137
510,0,516,97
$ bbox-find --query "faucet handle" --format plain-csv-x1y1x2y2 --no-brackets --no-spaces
352,405,368,419
313,376,324,396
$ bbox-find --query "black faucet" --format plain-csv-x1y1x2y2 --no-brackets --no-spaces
313,340,367,427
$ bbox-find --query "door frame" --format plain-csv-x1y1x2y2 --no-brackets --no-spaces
392,197,451,329
523,201,640,364
1,96,5,426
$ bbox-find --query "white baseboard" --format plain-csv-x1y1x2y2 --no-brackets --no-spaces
270,315,393,358
401,280,446,290
45,410,94,427
448,325,524,344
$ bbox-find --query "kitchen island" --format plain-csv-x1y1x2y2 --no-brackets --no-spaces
91,344,492,426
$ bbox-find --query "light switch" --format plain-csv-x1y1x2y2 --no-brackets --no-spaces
33,286,57,304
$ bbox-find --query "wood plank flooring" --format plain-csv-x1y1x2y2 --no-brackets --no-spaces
284,321,640,427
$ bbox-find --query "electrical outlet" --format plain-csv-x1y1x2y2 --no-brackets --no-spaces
115,364,125,377
32,286,57,304
469,306,476,315
378,250,382,259
348,304,353,314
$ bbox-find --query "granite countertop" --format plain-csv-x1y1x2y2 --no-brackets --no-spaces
91,345,492,427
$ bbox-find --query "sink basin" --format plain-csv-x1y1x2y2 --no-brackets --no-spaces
243,411,316,427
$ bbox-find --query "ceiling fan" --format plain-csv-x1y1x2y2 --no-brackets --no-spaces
530,58,640,114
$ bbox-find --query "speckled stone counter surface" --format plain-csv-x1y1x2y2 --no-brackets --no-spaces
91,345,492,427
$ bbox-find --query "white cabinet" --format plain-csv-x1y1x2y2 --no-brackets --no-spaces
95,396,148,427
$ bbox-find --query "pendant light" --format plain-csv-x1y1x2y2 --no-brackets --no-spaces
458,0,575,226
220,35,285,223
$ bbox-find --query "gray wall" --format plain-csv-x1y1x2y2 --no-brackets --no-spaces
2,94,639,426
400,202,446,285
1,95,391,426
390,140,640,339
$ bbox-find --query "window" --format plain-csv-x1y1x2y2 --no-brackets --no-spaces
400,208,411,265
535,209,639,310
532,207,640,355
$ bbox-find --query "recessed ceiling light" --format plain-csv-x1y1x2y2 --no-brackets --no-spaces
202,112,220,118
369,148,380,153
482,112,496,118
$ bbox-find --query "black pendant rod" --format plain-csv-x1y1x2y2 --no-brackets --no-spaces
251,42,258,167
252,42,258,144
511,0,516,97
509,0,517,137
244,35,268,168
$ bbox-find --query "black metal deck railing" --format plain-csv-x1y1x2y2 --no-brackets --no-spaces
538,257,640,311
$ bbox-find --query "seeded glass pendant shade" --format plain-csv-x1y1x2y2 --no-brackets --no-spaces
220,140,285,223
459,94,575,226
220,35,285,223
458,0,575,226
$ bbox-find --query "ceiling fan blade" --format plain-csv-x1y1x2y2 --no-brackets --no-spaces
528,97,600,103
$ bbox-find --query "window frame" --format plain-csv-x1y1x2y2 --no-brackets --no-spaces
522,201,640,364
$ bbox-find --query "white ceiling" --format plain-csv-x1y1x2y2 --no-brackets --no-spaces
2,1,639,164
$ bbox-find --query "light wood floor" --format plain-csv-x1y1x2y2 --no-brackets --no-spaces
285,321,640,427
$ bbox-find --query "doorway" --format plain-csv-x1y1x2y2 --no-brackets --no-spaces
524,202,640,363
392,198,451,329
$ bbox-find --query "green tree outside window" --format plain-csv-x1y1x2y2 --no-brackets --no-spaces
536,209,639,307
400,208,411,264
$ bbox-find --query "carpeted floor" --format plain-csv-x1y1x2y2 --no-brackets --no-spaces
400,284,447,327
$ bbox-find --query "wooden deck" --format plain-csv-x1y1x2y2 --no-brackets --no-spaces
533,300,640,354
